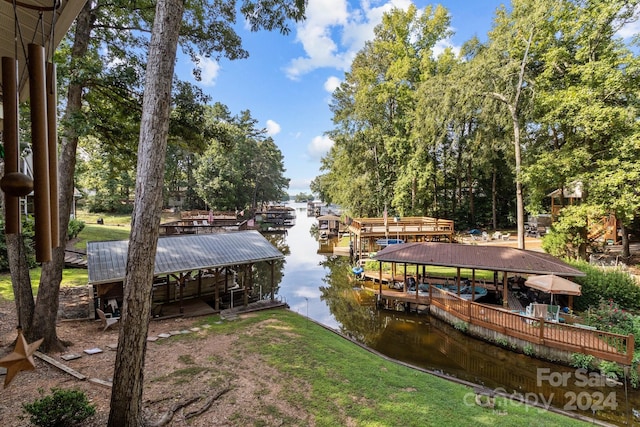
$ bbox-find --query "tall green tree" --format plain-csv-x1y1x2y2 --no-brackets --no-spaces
469,0,557,248
195,108,289,211
324,5,451,217
524,0,640,258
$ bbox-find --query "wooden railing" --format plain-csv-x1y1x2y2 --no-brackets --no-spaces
350,217,455,234
429,287,634,365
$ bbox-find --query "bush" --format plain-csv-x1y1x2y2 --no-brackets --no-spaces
67,218,85,239
598,360,623,380
22,388,95,427
583,299,639,341
568,259,640,311
570,353,595,370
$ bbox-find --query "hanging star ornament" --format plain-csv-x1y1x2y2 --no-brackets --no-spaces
0,329,44,387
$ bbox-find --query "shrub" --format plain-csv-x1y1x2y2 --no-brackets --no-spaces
598,360,623,381
67,218,85,239
583,299,639,342
22,388,95,427
570,353,595,370
453,321,468,333
523,344,535,356
567,259,640,311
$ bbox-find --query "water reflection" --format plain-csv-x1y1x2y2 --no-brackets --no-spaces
275,203,639,426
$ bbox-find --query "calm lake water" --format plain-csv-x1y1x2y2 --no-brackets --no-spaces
271,203,639,426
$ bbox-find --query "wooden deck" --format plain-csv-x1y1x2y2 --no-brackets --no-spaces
370,285,634,365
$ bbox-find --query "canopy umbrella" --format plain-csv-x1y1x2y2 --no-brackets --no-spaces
525,274,581,305
316,214,341,221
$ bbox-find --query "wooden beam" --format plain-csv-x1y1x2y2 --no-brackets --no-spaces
34,351,86,380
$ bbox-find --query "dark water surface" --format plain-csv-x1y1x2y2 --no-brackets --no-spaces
272,203,639,426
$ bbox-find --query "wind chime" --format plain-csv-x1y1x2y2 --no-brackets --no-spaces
0,0,61,387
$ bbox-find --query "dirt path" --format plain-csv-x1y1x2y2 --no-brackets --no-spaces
0,300,308,426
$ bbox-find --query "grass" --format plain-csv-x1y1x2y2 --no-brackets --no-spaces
199,309,590,427
0,267,88,300
364,261,495,281
72,224,131,250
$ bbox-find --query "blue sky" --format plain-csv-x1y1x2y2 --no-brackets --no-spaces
172,0,635,196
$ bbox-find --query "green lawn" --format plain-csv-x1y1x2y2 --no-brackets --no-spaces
73,223,131,250
193,309,590,427
0,267,88,300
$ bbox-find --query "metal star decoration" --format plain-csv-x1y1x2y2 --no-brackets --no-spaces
0,329,44,387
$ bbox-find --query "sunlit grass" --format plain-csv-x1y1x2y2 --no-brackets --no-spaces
201,309,589,427
73,224,131,250
0,267,88,300
364,261,495,281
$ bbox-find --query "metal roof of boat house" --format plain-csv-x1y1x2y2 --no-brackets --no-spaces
373,242,585,277
88,230,284,285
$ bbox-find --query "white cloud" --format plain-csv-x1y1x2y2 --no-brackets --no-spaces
308,135,334,159
324,76,341,93
285,0,419,79
197,56,221,86
266,119,281,136
617,17,640,40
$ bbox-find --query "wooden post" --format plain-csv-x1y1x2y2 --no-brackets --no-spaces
179,273,185,314
456,267,461,295
471,269,476,301
244,263,252,308
1,57,20,234
539,318,545,343
502,272,508,308
378,262,382,296
270,261,275,301
29,44,52,262
214,268,220,311
46,62,59,248
403,263,407,293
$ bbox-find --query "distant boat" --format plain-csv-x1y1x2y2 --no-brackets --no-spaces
376,238,404,247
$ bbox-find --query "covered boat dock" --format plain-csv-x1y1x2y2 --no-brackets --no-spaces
87,230,284,319
369,242,634,365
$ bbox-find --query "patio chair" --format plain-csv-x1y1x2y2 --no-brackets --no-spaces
96,309,119,332
502,233,511,240
547,305,561,322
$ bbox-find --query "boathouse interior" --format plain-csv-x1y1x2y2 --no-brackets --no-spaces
87,231,284,319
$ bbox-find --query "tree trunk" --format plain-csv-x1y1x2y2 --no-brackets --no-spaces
6,234,35,333
0,162,35,335
491,167,497,230
620,222,630,258
107,1,184,425
467,159,475,226
30,1,94,352
512,113,525,250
